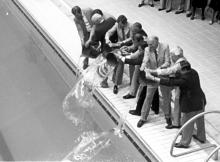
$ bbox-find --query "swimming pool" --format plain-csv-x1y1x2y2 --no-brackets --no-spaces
0,1,146,161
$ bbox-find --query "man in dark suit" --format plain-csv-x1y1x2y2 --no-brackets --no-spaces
146,62,206,148
121,22,148,98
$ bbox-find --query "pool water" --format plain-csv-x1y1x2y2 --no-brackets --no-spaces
0,1,146,161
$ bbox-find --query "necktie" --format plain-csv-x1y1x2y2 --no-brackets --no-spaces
155,50,158,67
122,28,125,40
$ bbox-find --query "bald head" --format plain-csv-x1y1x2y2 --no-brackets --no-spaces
170,46,184,63
147,36,159,51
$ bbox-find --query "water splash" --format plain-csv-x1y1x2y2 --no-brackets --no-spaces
112,115,126,138
62,54,124,161
63,130,112,161
62,117,127,161
62,55,114,126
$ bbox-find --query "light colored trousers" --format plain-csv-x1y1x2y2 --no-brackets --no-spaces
140,85,171,121
160,0,173,10
180,108,206,146
178,0,191,11
171,87,181,126
140,0,154,4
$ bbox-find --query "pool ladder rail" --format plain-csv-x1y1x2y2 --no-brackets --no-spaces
170,110,220,162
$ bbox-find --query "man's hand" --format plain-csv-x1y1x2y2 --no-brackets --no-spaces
140,66,144,71
149,69,158,76
121,50,130,56
158,66,167,69
106,39,111,45
120,46,129,51
110,42,121,48
145,69,155,80
85,40,90,48
117,55,125,62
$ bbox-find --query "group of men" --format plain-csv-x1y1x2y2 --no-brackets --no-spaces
72,5,206,149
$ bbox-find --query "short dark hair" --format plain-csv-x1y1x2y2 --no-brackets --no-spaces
92,9,103,16
132,22,142,30
106,52,118,66
71,6,81,15
117,15,127,24
181,61,191,71
133,33,143,42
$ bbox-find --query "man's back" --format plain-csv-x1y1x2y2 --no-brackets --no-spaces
82,7,93,27
93,17,116,43
160,68,206,113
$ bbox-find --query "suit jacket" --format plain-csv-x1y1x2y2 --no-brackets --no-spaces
82,7,93,28
105,22,132,43
74,7,93,44
160,68,206,113
92,18,116,47
140,42,170,86
125,46,145,65
141,42,170,70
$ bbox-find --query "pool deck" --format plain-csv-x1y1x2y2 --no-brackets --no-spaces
9,0,220,161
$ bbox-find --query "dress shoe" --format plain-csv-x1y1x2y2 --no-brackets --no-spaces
201,16,205,20
82,58,89,69
165,118,172,129
137,120,146,128
100,81,109,88
209,20,214,25
190,16,194,20
158,8,165,11
138,3,144,7
149,3,154,7
113,85,118,94
166,125,181,129
174,143,189,148
186,12,192,17
123,93,135,99
83,63,88,70
129,110,141,116
165,124,174,129
175,10,184,14
166,9,172,13
192,135,205,143
153,110,159,115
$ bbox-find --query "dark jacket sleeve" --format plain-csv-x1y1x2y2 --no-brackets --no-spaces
125,57,142,65
160,77,188,88
124,49,144,65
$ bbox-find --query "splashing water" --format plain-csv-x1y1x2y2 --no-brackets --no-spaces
62,77,95,126
62,117,127,161
62,54,127,161
63,130,112,161
62,55,115,126
112,115,126,138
